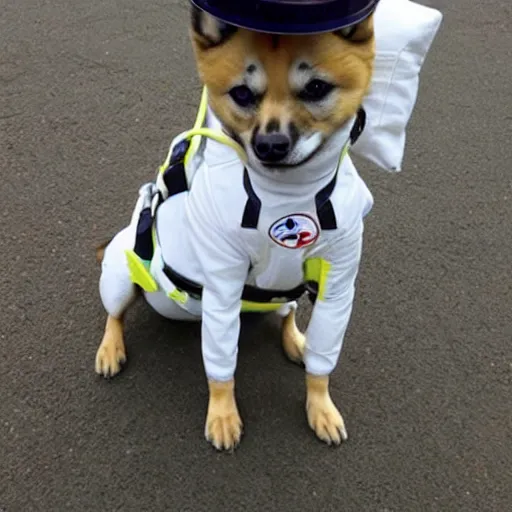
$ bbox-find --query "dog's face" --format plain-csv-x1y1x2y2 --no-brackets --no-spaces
190,7,375,169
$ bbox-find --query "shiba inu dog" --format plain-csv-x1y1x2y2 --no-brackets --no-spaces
191,5,375,171
95,4,376,451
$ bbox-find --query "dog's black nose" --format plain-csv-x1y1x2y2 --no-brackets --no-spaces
252,133,291,163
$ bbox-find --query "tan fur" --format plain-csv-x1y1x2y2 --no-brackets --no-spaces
205,379,243,450
94,245,129,377
306,374,348,444
190,16,375,140
281,308,306,364
95,239,112,265
282,314,348,444
95,315,127,377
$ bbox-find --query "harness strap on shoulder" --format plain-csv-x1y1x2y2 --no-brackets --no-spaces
241,167,262,229
126,87,247,294
162,140,191,198
315,172,338,230
133,207,155,261
125,183,159,292
350,107,366,145
127,138,191,294
313,110,365,232
155,87,246,204
304,112,365,300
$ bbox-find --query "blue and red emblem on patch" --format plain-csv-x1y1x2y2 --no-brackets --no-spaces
269,214,319,249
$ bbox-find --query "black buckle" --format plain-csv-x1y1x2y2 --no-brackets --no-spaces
170,139,190,164
133,207,154,261
162,139,191,198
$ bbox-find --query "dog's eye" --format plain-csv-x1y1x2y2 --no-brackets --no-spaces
229,85,256,108
298,79,335,102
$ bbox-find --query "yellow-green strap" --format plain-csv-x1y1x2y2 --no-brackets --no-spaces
125,249,158,293
304,258,332,301
159,87,247,176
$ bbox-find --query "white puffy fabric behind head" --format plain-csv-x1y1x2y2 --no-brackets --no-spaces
350,0,443,172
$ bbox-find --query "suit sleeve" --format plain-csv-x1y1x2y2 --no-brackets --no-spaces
304,219,364,376
186,173,250,382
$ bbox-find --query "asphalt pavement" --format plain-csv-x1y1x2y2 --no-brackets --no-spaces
1,0,511,510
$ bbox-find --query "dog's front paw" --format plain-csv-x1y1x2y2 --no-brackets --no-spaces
205,408,243,451
205,379,243,451
307,394,347,445
95,316,126,378
306,374,347,445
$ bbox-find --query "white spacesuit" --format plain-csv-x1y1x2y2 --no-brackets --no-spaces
98,0,443,383
100,98,372,382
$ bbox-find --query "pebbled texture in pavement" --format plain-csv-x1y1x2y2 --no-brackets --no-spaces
1,0,511,510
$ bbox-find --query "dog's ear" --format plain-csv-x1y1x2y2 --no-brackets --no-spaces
190,5,238,49
334,13,374,42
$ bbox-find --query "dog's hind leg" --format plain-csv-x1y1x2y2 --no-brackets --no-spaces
95,227,138,378
279,303,305,365
95,314,129,377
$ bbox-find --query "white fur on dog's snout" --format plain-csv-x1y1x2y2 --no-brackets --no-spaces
287,132,323,166
244,117,353,179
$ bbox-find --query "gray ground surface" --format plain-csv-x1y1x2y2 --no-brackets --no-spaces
1,0,511,510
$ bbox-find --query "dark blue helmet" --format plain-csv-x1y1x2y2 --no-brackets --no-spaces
190,0,379,35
